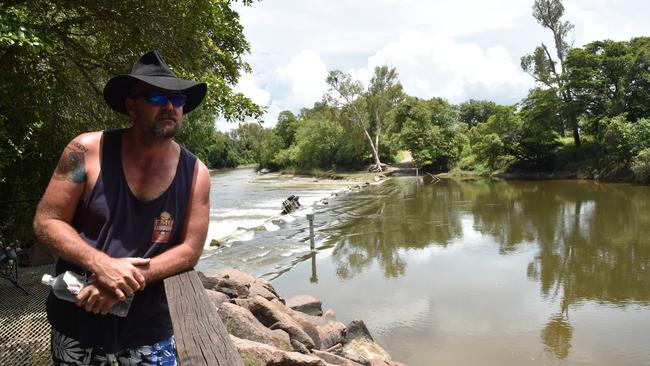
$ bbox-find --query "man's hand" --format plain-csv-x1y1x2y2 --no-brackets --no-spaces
75,283,121,315
91,255,150,300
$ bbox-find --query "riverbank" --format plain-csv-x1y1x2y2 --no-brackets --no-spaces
438,167,638,183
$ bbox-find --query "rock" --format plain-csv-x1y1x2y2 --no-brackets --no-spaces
212,277,249,298
342,337,392,363
231,336,332,366
342,320,392,362
219,268,258,284
312,349,364,366
209,239,225,247
287,294,323,316
197,271,215,286
199,269,282,301
331,348,368,366
217,302,292,351
373,176,381,182
290,311,346,350
368,360,407,366
205,289,230,308
237,295,317,350
249,281,281,301
291,339,311,354
326,343,343,353
317,322,347,350
346,320,373,342
323,309,336,320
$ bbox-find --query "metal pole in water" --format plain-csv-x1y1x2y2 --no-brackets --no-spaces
416,167,419,179
306,213,315,251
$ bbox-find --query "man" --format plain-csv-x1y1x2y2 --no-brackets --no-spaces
33,50,211,365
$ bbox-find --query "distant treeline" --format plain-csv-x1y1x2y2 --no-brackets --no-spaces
210,35,650,181
206,0,650,182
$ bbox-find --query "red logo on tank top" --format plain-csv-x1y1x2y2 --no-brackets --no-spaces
152,211,174,243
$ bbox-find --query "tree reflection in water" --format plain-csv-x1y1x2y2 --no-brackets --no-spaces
323,177,650,360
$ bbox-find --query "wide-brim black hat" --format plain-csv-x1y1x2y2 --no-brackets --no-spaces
103,50,207,115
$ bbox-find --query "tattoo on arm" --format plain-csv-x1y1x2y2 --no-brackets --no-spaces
54,142,87,183
70,141,88,153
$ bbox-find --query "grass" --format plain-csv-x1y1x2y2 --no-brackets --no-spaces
242,355,260,366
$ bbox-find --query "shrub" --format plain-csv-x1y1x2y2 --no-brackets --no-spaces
631,148,650,182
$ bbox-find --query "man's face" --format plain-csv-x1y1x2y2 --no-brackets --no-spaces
126,87,185,139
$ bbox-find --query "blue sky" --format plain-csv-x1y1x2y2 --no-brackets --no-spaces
217,0,650,131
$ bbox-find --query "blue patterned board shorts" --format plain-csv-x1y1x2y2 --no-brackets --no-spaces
50,329,177,366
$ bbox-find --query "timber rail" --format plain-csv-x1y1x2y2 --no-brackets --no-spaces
164,269,244,365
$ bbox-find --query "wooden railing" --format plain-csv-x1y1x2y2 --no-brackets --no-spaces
165,270,244,366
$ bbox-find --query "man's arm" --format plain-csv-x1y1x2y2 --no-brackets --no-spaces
139,159,211,283
34,134,148,300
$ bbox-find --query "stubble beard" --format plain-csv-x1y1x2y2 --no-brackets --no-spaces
151,113,182,139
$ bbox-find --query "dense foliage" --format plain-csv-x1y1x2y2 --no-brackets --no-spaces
0,0,263,249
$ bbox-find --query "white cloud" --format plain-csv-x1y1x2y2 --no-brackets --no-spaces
234,72,270,107
224,0,650,130
566,0,650,45
354,32,534,104
276,50,329,111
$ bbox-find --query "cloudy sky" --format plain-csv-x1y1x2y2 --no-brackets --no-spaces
217,0,650,131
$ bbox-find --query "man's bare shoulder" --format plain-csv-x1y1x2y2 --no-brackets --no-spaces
195,159,210,181
192,159,211,200
69,131,103,154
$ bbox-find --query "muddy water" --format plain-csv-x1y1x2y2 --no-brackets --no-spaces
200,170,650,366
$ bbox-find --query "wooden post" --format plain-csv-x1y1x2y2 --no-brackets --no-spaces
306,213,315,251
164,270,244,366
310,251,318,283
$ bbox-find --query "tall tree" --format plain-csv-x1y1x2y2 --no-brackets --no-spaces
325,66,403,172
275,110,299,148
521,0,581,146
565,37,650,132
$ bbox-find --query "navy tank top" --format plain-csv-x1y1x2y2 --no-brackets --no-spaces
46,128,197,353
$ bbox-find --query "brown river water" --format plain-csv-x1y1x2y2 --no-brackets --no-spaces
199,171,650,366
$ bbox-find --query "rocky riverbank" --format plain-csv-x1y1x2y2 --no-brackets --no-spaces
198,269,405,366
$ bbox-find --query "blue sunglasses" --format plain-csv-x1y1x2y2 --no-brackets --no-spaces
131,91,187,108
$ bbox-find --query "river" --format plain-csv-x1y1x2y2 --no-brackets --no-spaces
197,167,650,366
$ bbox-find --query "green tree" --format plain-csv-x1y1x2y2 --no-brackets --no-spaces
521,0,581,146
458,99,498,128
257,129,284,170
389,97,463,170
275,110,299,148
229,122,265,163
325,66,404,171
470,106,522,169
293,117,346,169
565,38,650,137
518,88,563,161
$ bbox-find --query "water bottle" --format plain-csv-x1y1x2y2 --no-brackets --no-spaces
42,271,133,317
